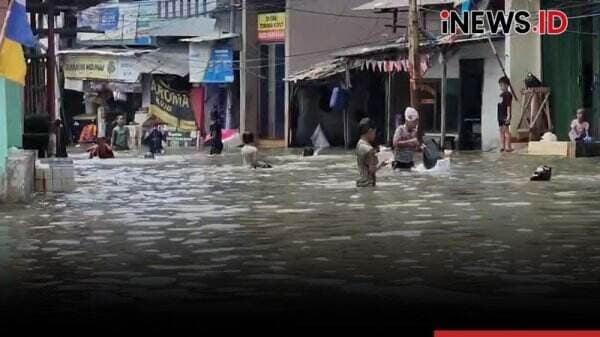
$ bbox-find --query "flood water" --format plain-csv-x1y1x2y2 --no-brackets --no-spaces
2,149,600,329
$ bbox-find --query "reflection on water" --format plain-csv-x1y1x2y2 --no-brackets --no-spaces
1,149,600,309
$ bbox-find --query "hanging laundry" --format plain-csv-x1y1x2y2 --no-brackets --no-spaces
329,87,350,112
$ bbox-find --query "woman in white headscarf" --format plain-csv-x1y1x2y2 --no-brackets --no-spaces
392,107,422,170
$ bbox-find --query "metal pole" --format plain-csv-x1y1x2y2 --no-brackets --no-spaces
408,0,420,108
408,0,423,142
486,33,518,103
386,71,392,144
229,0,235,34
440,52,447,149
47,0,56,121
344,109,348,150
239,0,247,133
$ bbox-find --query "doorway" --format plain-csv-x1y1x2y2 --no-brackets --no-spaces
459,59,484,150
259,44,285,139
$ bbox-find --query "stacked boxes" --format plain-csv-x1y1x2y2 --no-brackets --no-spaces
35,159,76,193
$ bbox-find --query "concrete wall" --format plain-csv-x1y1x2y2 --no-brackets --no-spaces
505,0,541,136
424,40,506,151
1,75,26,202
1,78,25,201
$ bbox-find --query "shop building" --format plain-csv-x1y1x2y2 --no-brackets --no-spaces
58,0,240,147
286,0,508,151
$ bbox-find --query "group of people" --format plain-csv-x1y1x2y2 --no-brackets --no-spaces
355,107,425,188
88,115,166,159
497,76,593,147
355,76,517,188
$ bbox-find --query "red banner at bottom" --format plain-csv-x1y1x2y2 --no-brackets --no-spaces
435,332,600,337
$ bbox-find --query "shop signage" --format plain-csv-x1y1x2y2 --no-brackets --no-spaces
204,46,234,83
149,79,197,131
258,12,286,43
166,132,193,142
189,44,234,84
63,55,140,82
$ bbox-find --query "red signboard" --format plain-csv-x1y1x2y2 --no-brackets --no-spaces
436,331,600,337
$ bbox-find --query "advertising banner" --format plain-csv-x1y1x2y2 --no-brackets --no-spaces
149,78,197,131
189,44,234,84
203,46,234,83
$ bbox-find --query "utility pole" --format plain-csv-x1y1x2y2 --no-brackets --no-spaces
408,0,420,109
46,0,56,122
240,0,247,133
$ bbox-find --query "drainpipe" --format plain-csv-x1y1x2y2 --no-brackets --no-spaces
239,0,247,133
440,51,447,149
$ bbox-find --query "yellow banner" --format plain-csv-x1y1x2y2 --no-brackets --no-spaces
149,79,197,131
258,12,286,32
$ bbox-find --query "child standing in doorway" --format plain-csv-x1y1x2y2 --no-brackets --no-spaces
498,76,514,152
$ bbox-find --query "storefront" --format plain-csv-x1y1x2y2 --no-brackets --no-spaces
60,47,190,145
60,50,152,143
257,12,286,140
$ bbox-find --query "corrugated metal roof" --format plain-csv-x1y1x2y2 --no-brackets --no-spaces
287,34,503,82
331,40,405,57
353,0,454,11
57,49,155,57
180,33,240,43
286,59,354,82
332,34,502,57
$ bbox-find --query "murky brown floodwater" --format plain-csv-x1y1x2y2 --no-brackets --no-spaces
1,148,600,327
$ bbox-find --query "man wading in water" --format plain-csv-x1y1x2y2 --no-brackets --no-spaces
356,118,388,187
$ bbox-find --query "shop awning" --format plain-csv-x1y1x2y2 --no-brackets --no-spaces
57,49,155,57
286,59,356,83
353,0,454,11
140,16,217,37
180,33,240,43
138,46,189,77
331,33,502,58
331,40,406,58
